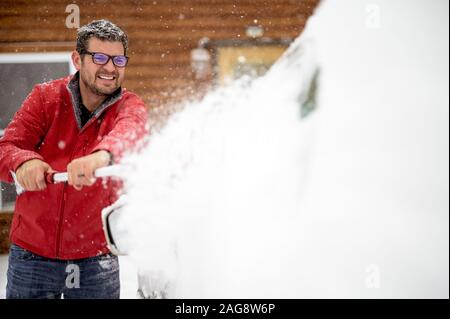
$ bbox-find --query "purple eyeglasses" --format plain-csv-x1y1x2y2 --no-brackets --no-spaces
83,51,129,68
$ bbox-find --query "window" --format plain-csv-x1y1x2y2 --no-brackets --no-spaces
0,52,75,211
208,39,291,86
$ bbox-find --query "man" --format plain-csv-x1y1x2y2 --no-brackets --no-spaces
0,19,148,299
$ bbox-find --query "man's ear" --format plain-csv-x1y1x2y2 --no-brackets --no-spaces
72,51,81,71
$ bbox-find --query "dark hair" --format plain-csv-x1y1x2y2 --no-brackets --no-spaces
76,19,128,55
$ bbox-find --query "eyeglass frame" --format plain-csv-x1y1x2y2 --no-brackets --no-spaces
81,50,129,68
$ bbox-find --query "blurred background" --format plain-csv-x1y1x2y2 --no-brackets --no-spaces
0,0,318,106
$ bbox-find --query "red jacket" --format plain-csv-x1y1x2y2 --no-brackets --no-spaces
0,73,148,260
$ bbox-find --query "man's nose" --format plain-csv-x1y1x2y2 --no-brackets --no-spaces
103,58,116,72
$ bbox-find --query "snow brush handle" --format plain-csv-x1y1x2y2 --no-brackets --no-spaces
13,164,128,195
45,164,125,184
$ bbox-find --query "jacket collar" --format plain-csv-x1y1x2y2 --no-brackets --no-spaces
66,72,122,129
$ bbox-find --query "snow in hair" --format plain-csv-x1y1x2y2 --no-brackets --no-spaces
76,19,128,54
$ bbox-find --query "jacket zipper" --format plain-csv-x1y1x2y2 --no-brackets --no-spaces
55,137,80,259
55,183,67,258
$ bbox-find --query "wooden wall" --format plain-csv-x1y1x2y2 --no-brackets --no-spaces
0,213,12,254
0,0,319,109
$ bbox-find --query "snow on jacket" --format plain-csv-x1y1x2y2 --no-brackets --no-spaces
0,72,148,259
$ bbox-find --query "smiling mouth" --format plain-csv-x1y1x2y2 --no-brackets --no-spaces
97,74,116,80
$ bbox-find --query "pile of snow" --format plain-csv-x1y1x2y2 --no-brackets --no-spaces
117,0,448,298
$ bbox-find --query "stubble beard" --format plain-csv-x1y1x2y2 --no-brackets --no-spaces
80,69,120,97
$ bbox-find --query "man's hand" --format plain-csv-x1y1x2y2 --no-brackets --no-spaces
67,151,112,191
15,159,53,191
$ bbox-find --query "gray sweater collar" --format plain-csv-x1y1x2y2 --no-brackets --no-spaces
66,72,122,129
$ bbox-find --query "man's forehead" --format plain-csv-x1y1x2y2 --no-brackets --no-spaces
87,38,125,55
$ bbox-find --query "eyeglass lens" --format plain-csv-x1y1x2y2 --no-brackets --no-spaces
92,53,127,67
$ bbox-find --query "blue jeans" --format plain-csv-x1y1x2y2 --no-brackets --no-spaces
6,244,120,299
